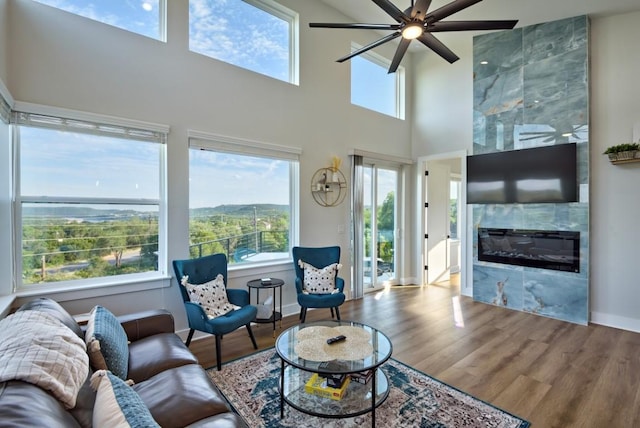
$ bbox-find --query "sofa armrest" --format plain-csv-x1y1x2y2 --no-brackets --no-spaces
119,309,175,342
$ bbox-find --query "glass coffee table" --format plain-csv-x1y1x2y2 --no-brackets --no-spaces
275,320,392,427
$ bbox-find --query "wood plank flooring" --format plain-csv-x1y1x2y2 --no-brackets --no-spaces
189,281,640,427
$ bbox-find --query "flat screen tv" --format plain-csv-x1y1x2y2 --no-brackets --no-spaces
466,143,578,204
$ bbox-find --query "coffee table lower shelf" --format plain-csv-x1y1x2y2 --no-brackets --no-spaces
279,364,389,425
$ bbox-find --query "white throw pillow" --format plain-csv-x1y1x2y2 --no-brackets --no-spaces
181,274,238,319
298,260,341,294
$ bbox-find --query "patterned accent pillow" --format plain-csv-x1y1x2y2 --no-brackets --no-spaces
181,274,238,319
298,260,341,294
91,370,160,428
85,306,129,381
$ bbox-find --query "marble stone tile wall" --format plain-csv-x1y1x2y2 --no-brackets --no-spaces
471,16,589,325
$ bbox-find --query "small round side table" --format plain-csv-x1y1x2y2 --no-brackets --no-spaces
247,278,284,337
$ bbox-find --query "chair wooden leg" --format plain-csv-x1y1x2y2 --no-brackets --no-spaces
185,329,195,347
335,306,341,321
330,307,335,318
299,308,304,320
301,307,307,323
215,335,222,371
246,323,258,349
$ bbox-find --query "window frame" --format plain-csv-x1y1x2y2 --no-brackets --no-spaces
350,43,406,119
12,103,170,294
187,130,300,270
188,0,299,85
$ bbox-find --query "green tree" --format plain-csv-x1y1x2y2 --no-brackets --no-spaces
377,192,395,262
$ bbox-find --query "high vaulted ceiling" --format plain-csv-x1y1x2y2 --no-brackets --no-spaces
319,0,640,55
321,0,640,27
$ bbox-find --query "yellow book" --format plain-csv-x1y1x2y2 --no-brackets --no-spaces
304,373,350,401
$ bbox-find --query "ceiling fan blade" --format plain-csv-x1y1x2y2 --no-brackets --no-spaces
371,0,410,23
389,38,411,73
336,32,402,63
417,33,459,63
411,0,432,21
310,22,401,31
426,0,482,23
427,20,518,32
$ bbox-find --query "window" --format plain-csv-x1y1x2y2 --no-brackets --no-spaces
188,132,299,266
450,177,461,240
189,0,299,84
351,47,405,119
31,0,166,41
14,110,168,290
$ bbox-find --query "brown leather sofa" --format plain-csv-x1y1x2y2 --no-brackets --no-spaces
0,298,246,428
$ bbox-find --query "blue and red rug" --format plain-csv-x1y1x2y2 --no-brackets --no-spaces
207,348,530,428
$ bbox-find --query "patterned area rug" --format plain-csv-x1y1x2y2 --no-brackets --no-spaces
207,348,530,428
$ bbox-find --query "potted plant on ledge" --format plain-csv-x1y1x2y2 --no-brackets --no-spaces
603,143,640,162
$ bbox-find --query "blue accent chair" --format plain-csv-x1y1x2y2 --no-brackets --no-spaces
172,253,258,371
292,246,346,323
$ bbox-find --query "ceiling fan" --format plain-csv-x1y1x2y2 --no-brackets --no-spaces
310,0,518,73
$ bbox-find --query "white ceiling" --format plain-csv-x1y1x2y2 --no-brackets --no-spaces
319,0,640,54
320,0,640,27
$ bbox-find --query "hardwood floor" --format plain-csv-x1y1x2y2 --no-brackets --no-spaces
190,281,640,427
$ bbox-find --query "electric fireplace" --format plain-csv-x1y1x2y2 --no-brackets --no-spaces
478,228,580,273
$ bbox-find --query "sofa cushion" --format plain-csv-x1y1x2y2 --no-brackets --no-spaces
69,372,97,428
0,381,82,428
85,306,129,380
127,333,198,383
133,364,232,428
91,370,159,428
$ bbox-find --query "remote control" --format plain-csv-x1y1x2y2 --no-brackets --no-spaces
326,335,346,345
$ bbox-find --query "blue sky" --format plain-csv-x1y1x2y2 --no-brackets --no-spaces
189,150,290,207
20,128,160,200
33,0,161,39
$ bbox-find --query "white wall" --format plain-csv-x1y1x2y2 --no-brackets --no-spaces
412,11,640,332
4,0,413,328
589,11,640,331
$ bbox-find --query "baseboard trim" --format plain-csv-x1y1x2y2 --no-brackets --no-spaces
590,311,640,333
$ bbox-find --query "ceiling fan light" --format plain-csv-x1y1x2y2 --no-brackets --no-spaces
402,23,424,40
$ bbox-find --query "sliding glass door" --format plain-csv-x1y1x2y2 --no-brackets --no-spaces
363,164,398,290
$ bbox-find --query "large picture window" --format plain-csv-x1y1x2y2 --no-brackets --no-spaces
14,111,168,290
189,0,299,84
188,132,299,266
351,47,405,119
31,0,167,41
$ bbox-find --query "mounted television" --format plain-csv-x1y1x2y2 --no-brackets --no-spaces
466,143,578,204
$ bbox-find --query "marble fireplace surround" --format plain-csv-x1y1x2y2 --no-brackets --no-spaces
471,15,589,325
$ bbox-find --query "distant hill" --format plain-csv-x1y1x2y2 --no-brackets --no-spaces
22,206,149,218
22,204,288,220
190,204,288,218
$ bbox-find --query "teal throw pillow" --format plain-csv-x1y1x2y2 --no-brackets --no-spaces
85,305,129,380
91,370,159,428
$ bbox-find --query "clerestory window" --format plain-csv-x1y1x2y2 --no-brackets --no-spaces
189,0,299,84
351,46,405,119
31,0,167,41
